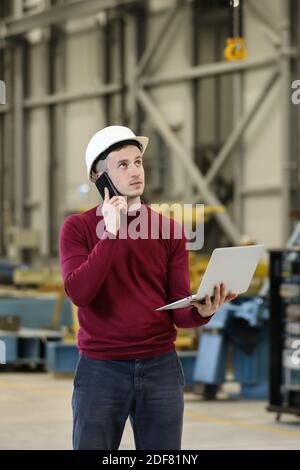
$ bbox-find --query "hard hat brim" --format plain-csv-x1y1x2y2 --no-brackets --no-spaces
88,135,149,181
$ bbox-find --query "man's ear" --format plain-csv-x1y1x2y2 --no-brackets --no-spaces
95,171,102,181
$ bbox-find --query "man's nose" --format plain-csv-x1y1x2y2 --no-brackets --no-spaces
128,163,140,176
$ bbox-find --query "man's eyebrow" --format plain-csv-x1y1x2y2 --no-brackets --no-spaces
117,155,142,164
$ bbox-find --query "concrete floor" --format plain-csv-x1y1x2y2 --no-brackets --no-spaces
0,373,300,450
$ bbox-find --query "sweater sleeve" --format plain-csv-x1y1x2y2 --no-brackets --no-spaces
166,222,213,328
59,215,118,307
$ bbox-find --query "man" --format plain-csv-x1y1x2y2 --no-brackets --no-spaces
59,125,237,450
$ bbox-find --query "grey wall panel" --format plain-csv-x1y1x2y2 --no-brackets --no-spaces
244,195,282,247
64,23,105,212
27,41,50,256
242,0,283,247
244,73,281,188
65,25,102,92
146,7,194,200
65,100,104,211
27,108,49,252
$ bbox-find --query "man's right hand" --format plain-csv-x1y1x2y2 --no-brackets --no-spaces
102,187,128,236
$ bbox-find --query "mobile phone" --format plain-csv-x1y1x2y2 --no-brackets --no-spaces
95,172,121,200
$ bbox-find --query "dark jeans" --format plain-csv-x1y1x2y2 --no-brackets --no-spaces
72,350,185,450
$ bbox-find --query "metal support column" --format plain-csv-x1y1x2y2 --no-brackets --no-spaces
13,40,24,228
13,0,23,19
0,47,4,254
2,46,13,255
49,26,66,256
280,0,292,243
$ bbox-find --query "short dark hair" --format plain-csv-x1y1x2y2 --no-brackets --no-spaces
92,139,143,174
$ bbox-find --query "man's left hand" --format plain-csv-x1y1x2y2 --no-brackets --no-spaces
191,283,238,318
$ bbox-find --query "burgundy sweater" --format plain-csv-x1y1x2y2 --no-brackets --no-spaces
59,202,212,360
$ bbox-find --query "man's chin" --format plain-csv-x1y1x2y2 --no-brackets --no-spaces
127,188,144,197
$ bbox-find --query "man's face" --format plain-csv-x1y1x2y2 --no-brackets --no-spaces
97,144,145,197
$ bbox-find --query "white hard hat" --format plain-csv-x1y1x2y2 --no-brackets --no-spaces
85,125,149,181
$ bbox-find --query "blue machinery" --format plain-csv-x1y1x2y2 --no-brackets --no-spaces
0,296,72,366
0,295,269,400
192,296,269,399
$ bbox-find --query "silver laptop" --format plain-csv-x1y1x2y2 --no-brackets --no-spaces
156,244,265,311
